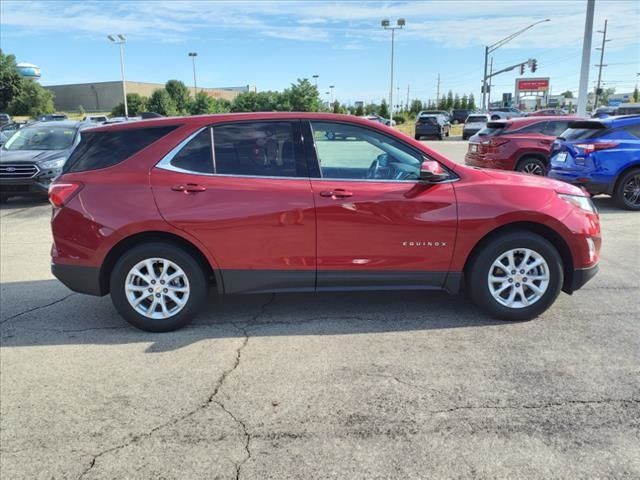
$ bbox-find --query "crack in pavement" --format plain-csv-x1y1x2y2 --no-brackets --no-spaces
0,293,76,325
363,372,443,396
76,294,276,480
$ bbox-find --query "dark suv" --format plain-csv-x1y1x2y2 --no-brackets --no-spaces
49,113,600,332
415,114,450,140
0,121,83,201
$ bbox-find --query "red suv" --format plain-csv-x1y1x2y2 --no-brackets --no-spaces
465,116,578,175
49,113,600,332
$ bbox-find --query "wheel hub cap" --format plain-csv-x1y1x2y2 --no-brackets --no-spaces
125,258,190,320
488,248,550,309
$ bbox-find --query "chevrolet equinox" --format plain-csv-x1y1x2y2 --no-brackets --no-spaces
49,113,601,331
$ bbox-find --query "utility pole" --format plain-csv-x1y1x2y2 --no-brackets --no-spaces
436,73,440,107
593,19,609,108
577,0,595,116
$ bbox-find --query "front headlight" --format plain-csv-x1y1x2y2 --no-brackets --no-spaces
39,157,66,170
558,193,597,213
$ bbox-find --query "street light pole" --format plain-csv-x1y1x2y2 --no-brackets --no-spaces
188,52,198,95
108,34,128,117
382,18,405,119
312,74,319,88
480,19,550,111
329,85,335,104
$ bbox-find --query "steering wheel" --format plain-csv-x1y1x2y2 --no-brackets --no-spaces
366,153,390,179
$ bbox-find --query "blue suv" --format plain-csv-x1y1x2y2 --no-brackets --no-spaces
548,115,640,210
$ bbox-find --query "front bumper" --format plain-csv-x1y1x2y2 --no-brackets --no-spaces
565,263,599,294
51,263,106,296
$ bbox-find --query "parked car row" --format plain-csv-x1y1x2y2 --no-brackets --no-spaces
464,114,640,210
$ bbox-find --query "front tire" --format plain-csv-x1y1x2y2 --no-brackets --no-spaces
110,243,208,332
466,231,563,321
614,169,640,210
516,157,546,176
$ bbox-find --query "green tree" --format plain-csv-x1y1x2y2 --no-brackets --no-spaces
445,90,454,110
633,86,639,103
0,49,23,112
8,80,55,116
453,93,461,109
354,103,364,116
599,87,615,106
165,80,192,114
379,99,389,118
364,103,379,115
409,99,423,115
111,93,148,116
190,91,231,114
231,91,283,112
467,93,476,111
282,78,320,112
561,90,574,98
460,94,468,110
437,96,447,110
147,89,178,116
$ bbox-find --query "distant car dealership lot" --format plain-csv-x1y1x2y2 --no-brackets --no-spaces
1,141,638,479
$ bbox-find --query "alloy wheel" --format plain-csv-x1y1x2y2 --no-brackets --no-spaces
125,258,190,319
487,248,550,309
622,173,640,207
522,162,544,176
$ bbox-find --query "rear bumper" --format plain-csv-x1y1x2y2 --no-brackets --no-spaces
51,262,105,296
547,169,612,195
565,263,599,294
415,126,441,136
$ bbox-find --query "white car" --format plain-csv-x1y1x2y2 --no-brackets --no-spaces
488,107,526,120
462,114,490,140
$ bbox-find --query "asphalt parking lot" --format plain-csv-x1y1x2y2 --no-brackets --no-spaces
1,141,639,479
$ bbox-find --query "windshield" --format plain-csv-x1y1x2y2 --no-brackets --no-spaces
3,126,76,151
466,116,487,123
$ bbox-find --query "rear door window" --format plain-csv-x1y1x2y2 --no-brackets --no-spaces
515,122,547,134
64,125,178,173
213,121,304,178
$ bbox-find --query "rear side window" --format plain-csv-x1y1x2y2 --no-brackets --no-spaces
170,129,213,174
624,124,640,139
64,125,177,173
213,122,302,177
515,122,546,134
466,116,487,123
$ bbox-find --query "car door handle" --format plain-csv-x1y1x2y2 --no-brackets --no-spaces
320,189,353,199
172,184,207,193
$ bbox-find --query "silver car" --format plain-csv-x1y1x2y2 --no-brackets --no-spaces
462,114,490,140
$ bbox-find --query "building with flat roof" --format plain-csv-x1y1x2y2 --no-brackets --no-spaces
44,81,256,112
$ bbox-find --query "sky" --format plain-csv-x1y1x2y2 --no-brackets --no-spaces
1,0,639,106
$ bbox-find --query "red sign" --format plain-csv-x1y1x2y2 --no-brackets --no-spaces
517,78,549,91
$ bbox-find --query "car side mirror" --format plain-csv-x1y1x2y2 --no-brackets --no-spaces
419,160,449,183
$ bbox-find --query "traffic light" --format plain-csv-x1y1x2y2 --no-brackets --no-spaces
531,59,538,73
520,64,525,75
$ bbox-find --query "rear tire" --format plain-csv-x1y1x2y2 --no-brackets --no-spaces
466,231,563,321
516,157,546,176
437,133,443,141
614,169,640,210
414,134,421,140
110,242,208,332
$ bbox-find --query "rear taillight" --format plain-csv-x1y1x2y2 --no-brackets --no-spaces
49,182,83,208
481,138,510,149
574,142,619,153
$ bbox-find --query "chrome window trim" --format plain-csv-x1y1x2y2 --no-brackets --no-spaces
156,122,458,184
156,127,214,175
